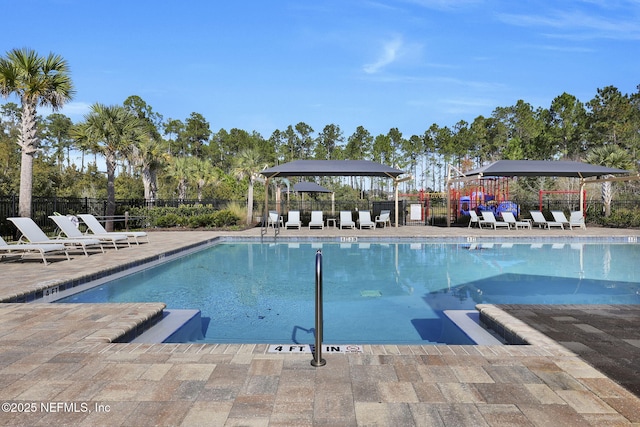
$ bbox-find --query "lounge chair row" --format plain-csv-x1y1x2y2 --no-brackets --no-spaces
338,210,391,230
468,210,586,230
1,214,148,266
267,210,392,230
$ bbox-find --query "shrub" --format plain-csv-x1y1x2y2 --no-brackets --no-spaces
213,210,240,227
600,208,640,228
186,214,212,228
129,205,240,229
154,213,183,228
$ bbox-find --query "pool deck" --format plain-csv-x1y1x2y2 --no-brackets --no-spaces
1,225,640,426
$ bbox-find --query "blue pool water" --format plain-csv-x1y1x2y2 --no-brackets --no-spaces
57,241,640,344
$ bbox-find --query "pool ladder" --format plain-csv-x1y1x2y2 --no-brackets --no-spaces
260,212,279,239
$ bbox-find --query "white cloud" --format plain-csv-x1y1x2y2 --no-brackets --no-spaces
363,35,404,74
497,9,640,40
522,44,594,53
400,0,484,11
61,101,92,116
39,101,92,121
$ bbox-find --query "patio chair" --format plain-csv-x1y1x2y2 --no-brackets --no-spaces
0,236,69,266
375,210,391,228
8,217,104,256
339,211,355,229
50,215,129,250
551,211,571,229
501,212,531,230
529,211,564,229
308,211,324,229
266,211,283,228
468,210,482,228
285,210,302,229
480,211,510,229
78,214,149,244
569,211,587,230
358,210,375,229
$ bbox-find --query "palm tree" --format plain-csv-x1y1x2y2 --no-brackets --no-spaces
585,145,634,217
130,135,165,206
0,48,74,217
232,148,267,225
191,158,219,202
165,156,192,202
74,104,142,230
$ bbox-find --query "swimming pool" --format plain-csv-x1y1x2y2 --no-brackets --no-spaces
56,240,640,344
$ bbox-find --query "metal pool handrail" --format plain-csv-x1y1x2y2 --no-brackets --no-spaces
311,249,326,367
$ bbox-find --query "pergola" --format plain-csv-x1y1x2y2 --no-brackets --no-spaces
446,160,638,226
260,160,407,227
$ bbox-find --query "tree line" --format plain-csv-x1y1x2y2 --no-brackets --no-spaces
1,48,639,224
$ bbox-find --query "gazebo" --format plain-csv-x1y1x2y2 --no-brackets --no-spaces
446,160,637,226
260,160,407,227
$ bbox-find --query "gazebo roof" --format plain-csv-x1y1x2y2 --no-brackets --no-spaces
261,160,405,178
457,160,630,179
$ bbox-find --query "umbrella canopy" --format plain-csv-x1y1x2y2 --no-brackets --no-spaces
458,160,630,179
261,160,404,178
292,182,332,193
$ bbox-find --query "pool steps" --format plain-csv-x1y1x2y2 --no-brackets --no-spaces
129,308,505,346
131,309,203,343
443,309,504,345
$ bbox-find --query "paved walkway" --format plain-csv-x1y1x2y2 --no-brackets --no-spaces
0,225,639,426
497,305,640,398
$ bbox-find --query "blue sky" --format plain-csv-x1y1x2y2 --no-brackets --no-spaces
2,0,639,140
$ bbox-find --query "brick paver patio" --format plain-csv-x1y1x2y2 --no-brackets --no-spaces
0,225,639,426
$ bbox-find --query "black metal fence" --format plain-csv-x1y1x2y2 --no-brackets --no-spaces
0,196,147,240
2,195,639,241
0,196,250,240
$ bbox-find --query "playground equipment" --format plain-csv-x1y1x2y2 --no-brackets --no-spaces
453,177,519,219
455,183,587,220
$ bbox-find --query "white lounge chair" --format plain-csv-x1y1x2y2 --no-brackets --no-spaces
569,211,587,230
0,236,69,266
551,210,587,230
308,211,324,229
501,212,531,230
551,211,571,229
78,214,149,244
285,211,302,229
358,211,375,229
468,210,481,228
50,215,129,250
530,211,564,229
339,211,355,229
8,217,104,256
375,211,391,228
480,211,510,229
